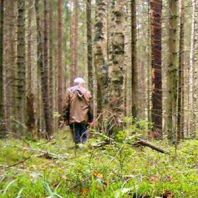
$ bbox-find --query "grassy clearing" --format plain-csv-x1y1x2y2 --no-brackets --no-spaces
0,130,198,198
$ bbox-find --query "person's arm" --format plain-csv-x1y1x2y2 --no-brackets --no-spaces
62,89,70,125
87,93,94,126
88,104,93,123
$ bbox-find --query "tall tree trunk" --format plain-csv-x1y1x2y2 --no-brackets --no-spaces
150,0,162,137
0,0,4,134
131,0,138,118
35,0,43,133
147,2,152,123
63,2,70,90
177,0,184,140
94,0,108,116
57,0,64,113
191,0,198,138
87,0,93,95
167,0,178,141
3,1,10,130
27,0,32,93
35,0,53,137
189,0,194,136
17,0,26,125
26,0,35,133
43,0,53,136
49,0,54,130
70,0,78,85
108,0,125,132
5,0,17,131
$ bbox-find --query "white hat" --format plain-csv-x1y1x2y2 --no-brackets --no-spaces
74,77,85,84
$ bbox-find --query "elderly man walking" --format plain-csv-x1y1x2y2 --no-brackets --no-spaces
62,77,94,146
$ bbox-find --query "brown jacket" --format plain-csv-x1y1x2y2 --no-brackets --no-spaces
62,85,93,124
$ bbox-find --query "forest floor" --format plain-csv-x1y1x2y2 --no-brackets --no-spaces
0,129,198,198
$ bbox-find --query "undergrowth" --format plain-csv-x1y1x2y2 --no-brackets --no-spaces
0,128,197,198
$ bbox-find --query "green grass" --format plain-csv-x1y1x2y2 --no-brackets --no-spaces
0,130,198,197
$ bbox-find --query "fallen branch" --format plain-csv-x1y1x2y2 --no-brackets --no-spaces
133,139,169,154
90,141,110,148
5,156,31,169
37,152,60,160
22,147,69,160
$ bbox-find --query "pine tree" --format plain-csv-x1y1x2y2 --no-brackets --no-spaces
94,0,108,116
16,0,26,124
108,0,125,131
147,2,152,123
27,0,33,93
4,0,17,131
87,0,93,95
190,0,198,137
57,0,64,113
131,0,138,118
49,0,54,130
189,0,194,136
43,0,53,136
177,0,185,140
150,0,162,136
35,0,53,137
0,0,4,134
26,0,35,134
70,0,78,84
167,0,178,140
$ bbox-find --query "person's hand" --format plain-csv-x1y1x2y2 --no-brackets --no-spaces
89,120,96,127
64,120,69,126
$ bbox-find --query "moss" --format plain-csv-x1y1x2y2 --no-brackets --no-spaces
0,132,197,197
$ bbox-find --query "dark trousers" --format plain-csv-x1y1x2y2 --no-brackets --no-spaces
69,122,88,144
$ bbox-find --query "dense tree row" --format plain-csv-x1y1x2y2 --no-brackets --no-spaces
0,0,197,141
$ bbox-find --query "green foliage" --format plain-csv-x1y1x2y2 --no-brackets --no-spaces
0,131,198,197
114,117,152,143
123,117,153,136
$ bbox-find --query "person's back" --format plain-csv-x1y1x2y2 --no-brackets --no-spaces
67,85,91,124
62,78,93,145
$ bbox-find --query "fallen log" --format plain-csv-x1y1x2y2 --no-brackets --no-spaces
6,156,31,169
90,140,111,148
21,147,69,160
133,139,169,154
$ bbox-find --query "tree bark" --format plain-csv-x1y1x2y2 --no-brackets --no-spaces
131,0,138,118
108,0,125,132
16,0,26,124
0,0,4,134
177,0,185,140
189,0,194,136
70,0,78,85
147,2,152,123
35,0,53,137
26,93,35,134
4,0,17,131
26,0,35,134
190,0,198,138
87,0,93,96
49,0,54,130
167,0,178,141
94,0,108,116
57,0,64,113
43,0,53,136
150,0,162,137
27,0,32,93
133,139,169,154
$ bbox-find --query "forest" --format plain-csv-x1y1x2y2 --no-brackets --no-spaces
0,0,198,197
